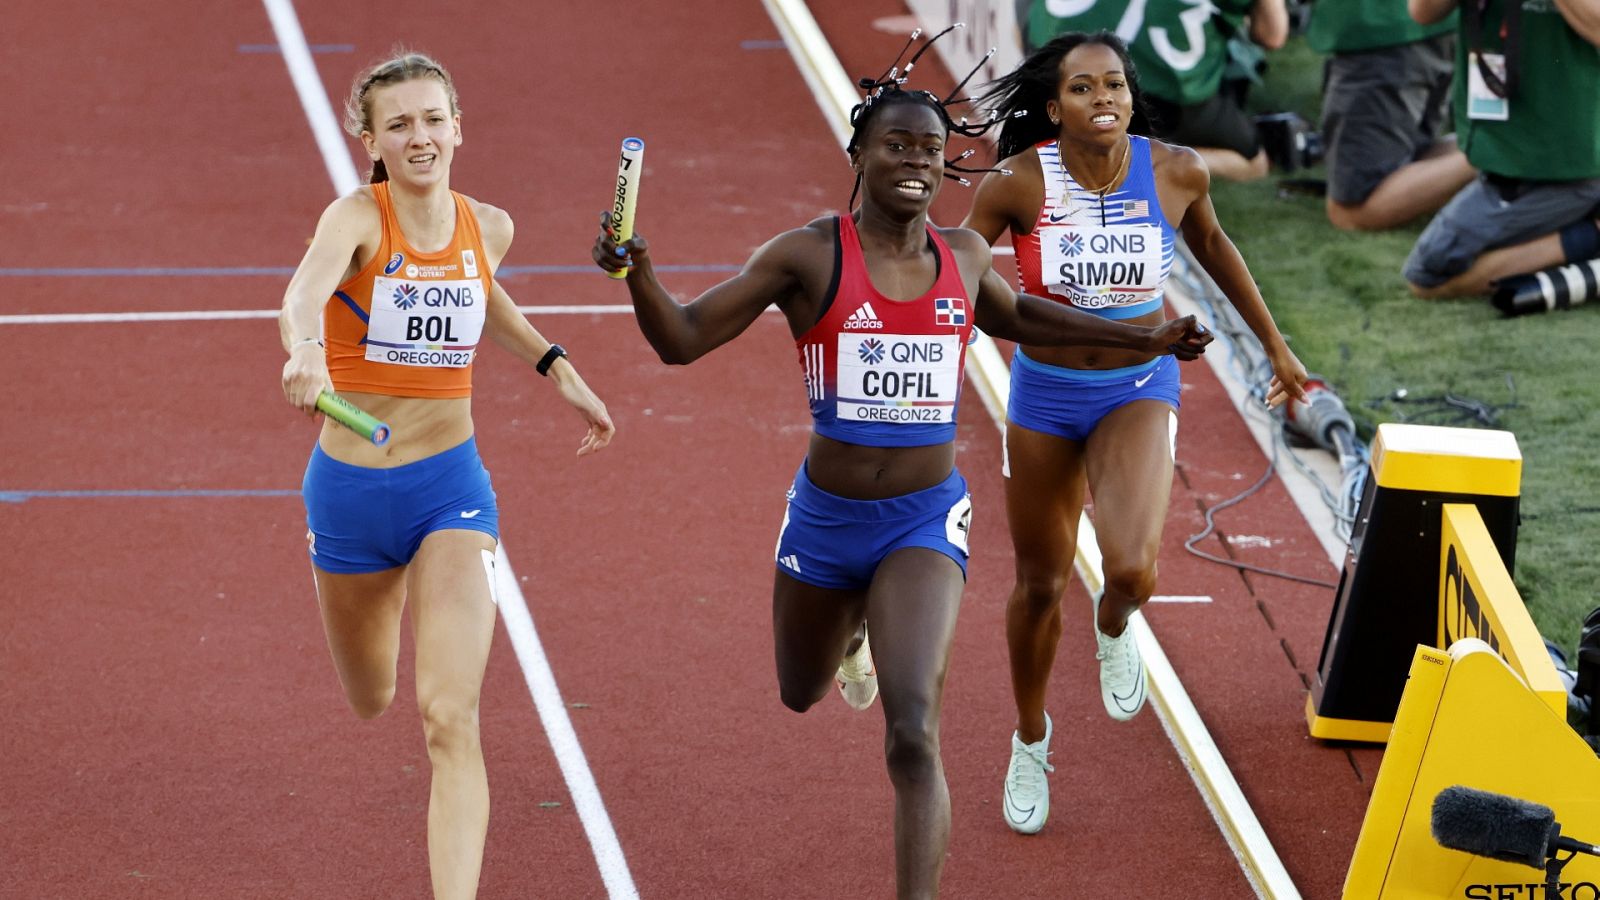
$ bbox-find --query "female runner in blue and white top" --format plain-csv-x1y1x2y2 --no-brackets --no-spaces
592,40,1211,896
962,31,1309,836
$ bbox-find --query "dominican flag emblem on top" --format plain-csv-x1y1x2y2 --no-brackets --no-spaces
934,297,966,326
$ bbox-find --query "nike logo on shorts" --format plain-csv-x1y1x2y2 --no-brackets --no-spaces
1134,371,1155,388
460,509,482,519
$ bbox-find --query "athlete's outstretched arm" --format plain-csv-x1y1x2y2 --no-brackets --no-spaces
1171,149,1308,405
279,194,378,415
480,207,613,456
592,212,806,365
483,280,614,455
954,231,1213,358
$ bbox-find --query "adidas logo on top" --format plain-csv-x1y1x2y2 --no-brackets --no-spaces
843,302,884,330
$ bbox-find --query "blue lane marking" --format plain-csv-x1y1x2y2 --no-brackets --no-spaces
238,43,354,54
741,39,787,49
0,489,302,504
0,264,741,277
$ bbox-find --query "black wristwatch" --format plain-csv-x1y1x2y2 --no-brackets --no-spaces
536,343,568,376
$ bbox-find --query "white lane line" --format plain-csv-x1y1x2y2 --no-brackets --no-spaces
492,549,640,900
1150,595,1215,604
763,2,1299,897
260,1,637,895
760,0,859,147
1,305,785,326
1,306,638,325
259,0,360,196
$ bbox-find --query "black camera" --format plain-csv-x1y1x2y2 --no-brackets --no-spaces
1255,112,1324,173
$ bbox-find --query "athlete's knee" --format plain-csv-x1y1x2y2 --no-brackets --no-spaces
884,707,940,784
420,697,481,764
777,677,826,714
346,683,396,720
1011,567,1074,616
1102,556,1158,602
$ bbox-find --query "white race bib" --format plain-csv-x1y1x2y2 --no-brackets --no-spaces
1037,223,1164,310
835,333,960,425
367,275,485,368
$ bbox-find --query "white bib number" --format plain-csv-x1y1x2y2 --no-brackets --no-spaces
1038,223,1163,310
835,333,960,424
367,275,485,367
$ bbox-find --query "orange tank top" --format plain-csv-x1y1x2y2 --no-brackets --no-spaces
324,182,493,398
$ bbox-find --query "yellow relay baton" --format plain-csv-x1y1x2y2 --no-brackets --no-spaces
606,137,645,279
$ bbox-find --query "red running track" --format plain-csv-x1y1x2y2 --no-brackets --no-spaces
2,0,1378,897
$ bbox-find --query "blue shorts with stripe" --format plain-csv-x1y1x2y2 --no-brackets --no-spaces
1007,350,1180,442
773,461,972,591
302,436,499,574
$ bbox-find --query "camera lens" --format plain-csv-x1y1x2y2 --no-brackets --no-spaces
1491,259,1600,316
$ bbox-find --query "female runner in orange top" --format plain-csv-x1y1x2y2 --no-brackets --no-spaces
278,52,613,899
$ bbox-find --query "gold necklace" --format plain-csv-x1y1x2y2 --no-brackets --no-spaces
1058,137,1130,221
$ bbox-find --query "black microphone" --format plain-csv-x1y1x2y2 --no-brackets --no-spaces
1432,786,1600,869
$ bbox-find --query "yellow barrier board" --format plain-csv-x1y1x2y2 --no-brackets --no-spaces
1344,641,1600,898
1371,423,1521,496
1439,504,1567,720
1309,426,1522,742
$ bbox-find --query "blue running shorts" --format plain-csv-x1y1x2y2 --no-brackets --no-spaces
1007,349,1181,443
302,436,499,574
773,461,972,590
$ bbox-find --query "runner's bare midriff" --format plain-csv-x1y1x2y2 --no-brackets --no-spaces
1020,307,1167,369
317,393,474,468
805,433,956,501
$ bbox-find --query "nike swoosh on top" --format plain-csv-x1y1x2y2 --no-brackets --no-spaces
1113,676,1146,707
1003,790,1035,822
460,509,482,519
1048,212,1071,223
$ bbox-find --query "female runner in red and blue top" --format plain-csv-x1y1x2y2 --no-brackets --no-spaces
592,31,1210,899
962,32,1308,837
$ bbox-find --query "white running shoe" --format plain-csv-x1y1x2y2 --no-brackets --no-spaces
1094,595,1147,721
1002,713,1054,834
835,626,878,711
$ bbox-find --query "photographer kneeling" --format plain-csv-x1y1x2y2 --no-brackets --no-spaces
1403,0,1600,298
1307,0,1477,231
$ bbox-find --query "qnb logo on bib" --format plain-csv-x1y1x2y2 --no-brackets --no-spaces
835,333,960,424
1040,223,1164,310
858,338,886,364
366,275,486,368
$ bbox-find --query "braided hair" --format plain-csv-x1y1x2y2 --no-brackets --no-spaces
976,31,1146,163
844,24,1016,208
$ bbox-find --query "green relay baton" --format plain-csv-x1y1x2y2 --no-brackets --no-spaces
316,391,391,446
